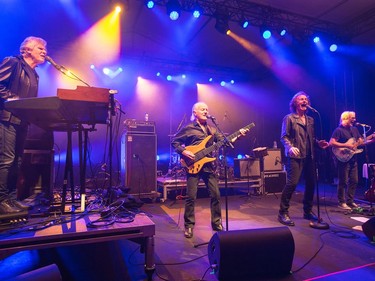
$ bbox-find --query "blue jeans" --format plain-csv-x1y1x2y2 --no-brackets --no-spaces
0,121,27,201
337,160,358,204
184,171,222,228
279,157,316,215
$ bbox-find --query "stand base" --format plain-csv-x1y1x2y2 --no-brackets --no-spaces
309,219,330,230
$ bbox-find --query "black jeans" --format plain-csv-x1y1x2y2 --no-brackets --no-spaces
279,156,316,215
0,121,28,201
184,171,222,228
337,160,358,204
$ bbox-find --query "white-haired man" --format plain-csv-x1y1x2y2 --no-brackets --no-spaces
0,36,47,214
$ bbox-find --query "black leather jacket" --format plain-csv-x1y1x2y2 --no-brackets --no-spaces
0,55,39,123
280,113,316,159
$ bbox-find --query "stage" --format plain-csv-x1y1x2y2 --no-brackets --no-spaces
0,209,155,280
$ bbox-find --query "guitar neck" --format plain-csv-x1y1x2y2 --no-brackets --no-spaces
195,123,255,161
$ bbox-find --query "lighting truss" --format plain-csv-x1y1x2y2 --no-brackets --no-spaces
137,0,375,42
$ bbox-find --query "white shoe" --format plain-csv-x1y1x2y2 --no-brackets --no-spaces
347,202,359,208
338,203,351,210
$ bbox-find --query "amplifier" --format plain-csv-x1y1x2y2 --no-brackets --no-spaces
264,171,286,193
234,158,261,178
124,119,156,134
263,148,283,172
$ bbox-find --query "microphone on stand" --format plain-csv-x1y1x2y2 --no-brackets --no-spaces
306,104,318,113
207,115,216,120
355,122,371,127
45,55,64,72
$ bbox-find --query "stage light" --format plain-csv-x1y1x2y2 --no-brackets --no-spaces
90,64,95,69
240,19,249,29
166,75,172,81
329,44,338,52
166,0,181,21
279,28,287,36
156,72,161,76
192,3,202,18
220,81,226,86
313,36,320,43
145,0,155,9
263,29,271,39
103,67,110,75
209,78,213,82
215,17,230,34
230,80,234,84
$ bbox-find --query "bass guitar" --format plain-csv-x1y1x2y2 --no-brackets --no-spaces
332,138,363,162
180,123,255,174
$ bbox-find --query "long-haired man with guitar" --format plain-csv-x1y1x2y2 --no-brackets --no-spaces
171,102,249,238
329,111,364,210
278,92,329,227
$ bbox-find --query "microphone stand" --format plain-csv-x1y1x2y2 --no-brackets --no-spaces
210,117,233,231
309,108,329,230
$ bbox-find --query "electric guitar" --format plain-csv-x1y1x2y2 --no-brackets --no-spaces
332,137,363,162
180,123,255,174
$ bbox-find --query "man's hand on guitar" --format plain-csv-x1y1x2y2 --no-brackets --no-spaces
182,149,195,160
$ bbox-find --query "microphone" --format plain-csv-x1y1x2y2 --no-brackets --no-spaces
45,55,63,72
207,115,216,120
306,104,318,113
355,122,370,127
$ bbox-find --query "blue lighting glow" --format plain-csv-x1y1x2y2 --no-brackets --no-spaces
329,44,338,52
169,11,179,20
263,30,271,39
146,1,155,9
167,75,172,81
313,36,320,43
242,20,249,29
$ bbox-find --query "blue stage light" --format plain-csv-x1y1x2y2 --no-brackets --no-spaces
262,29,271,39
166,0,181,21
313,36,320,43
329,44,338,52
145,1,155,9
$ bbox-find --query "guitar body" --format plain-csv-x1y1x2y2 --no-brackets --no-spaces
332,137,363,162
180,123,255,174
180,136,217,174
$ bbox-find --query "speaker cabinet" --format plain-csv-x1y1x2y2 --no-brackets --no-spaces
263,148,283,172
234,158,260,178
121,133,157,195
208,227,295,281
17,149,54,200
264,171,286,193
362,217,375,242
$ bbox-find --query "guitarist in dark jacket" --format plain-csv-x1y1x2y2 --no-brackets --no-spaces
329,111,364,210
278,92,329,226
172,102,247,238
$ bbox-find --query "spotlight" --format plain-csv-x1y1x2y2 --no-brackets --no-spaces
329,44,338,52
192,3,202,18
279,28,287,36
263,30,271,39
240,19,249,29
260,27,271,39
215,17,230,34
166,75,172,81
145,1,155,9
166,0,181,21
313,36,320,43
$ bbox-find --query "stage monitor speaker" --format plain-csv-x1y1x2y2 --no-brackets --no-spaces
362,217,375,242
208,227,295,281
121,133,157,195
264,148,283,172
264,171,286,193
234,158,260,178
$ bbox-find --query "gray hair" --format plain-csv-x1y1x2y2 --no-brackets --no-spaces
20,36,47,55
